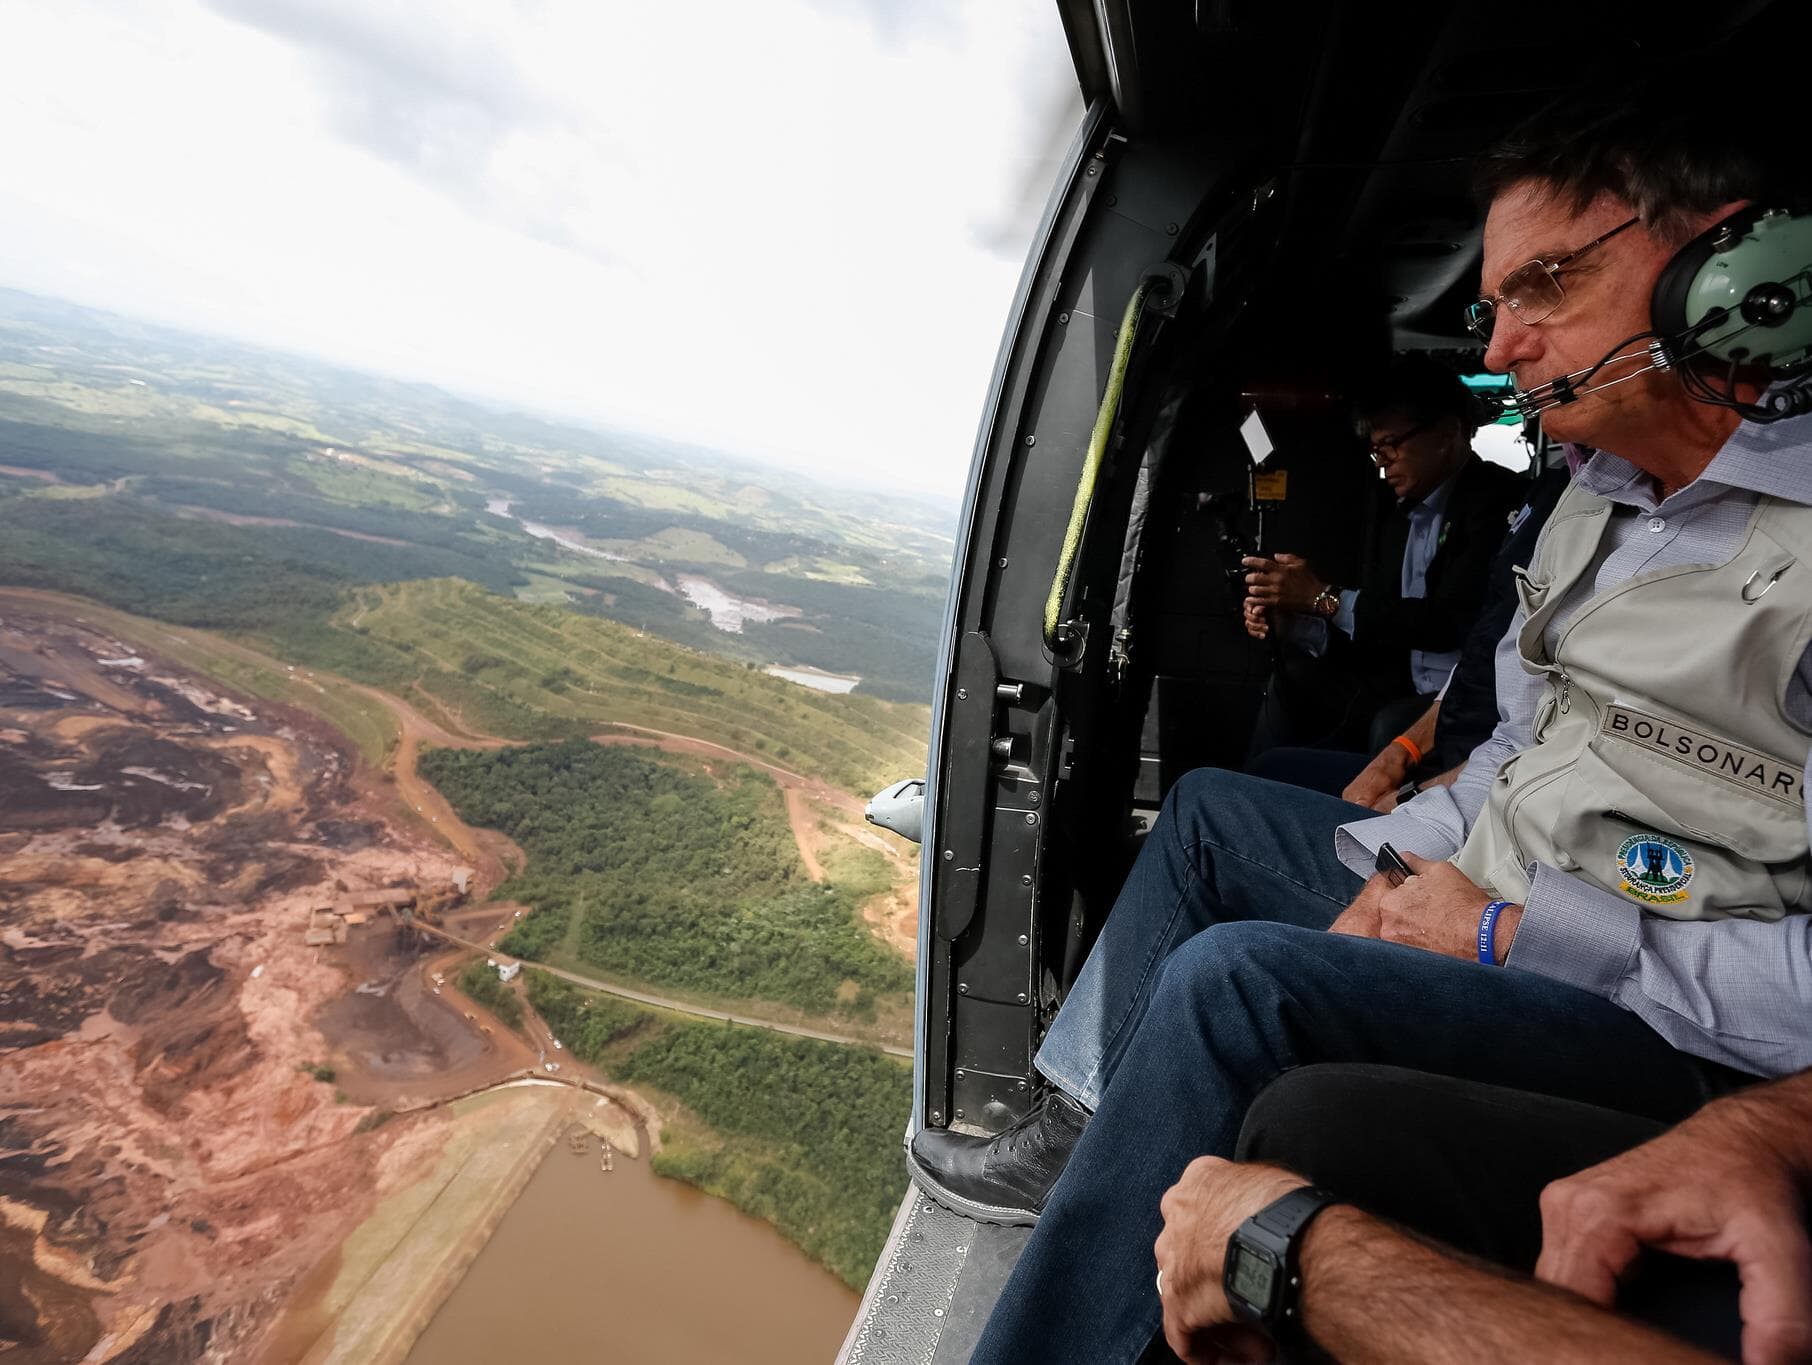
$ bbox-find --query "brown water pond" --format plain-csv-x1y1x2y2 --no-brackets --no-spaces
404,1131,859,1363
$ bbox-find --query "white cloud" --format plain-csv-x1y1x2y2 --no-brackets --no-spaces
0,0,1080,496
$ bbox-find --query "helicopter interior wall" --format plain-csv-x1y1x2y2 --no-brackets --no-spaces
924,118,1225,1142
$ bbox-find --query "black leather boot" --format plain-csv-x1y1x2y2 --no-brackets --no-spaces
906,1090,1090,1225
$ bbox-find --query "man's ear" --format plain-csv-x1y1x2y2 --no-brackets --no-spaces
1655,197,1752,250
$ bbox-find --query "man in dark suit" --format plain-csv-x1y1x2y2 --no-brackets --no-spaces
1244,355,1525,756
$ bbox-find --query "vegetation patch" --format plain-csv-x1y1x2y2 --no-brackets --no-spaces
422,741,912,1018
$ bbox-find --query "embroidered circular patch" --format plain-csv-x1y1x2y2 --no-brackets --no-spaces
1615,833,1694,905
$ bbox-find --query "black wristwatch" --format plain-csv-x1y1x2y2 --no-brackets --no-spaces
1223,1185,1343,1331
1395,777,1421,806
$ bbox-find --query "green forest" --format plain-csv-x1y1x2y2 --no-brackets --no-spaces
421,741,912,1018
527,970,910,1287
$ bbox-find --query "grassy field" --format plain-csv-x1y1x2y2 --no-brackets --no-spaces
339,579,927,795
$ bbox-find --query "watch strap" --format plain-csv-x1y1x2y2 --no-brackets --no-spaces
1224,1185,1345,1334
1249,1184,1341,1242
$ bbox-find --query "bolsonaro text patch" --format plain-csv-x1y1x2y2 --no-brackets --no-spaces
1601,704,1803,807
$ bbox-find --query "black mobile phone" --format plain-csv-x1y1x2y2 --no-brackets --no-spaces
1374,842,1412,888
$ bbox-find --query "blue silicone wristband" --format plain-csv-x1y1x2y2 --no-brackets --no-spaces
1477,900,1512,965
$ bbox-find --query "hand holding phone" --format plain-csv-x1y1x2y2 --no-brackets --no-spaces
1374,842,1413,888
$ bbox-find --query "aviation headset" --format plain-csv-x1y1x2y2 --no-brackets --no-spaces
1508,202,1812,423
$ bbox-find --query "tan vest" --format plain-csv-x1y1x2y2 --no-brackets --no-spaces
1454,482,1812,922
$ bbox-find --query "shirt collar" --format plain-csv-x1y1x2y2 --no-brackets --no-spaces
1405,456,1469,517
1575,409,1812,511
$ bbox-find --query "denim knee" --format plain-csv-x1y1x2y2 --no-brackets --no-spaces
1159,768,1289,843
1149,919,1302,1004
1162,766,1249,820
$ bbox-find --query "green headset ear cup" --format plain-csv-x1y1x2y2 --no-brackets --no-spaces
1650,214,1727,354
1651,205,1812,372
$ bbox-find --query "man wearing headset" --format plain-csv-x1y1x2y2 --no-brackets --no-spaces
958,77,1812,1365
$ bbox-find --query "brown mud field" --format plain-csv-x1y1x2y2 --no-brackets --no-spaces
0,600,485,1361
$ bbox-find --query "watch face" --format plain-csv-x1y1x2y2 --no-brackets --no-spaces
1228,1244,1279,1313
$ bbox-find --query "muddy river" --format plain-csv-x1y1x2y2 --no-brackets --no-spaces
484,496,804,638
404,1130,858,1364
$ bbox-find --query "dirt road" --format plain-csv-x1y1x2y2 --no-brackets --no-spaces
412,923,912,1059
592,722,861,811
341,682,517,884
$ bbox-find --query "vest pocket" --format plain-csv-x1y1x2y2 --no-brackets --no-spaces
1512,565,1549,615
1551,736,1807,921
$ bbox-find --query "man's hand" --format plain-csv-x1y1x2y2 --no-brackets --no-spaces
1330,853,1522,961
1342,744,1411,811
1242,597,1270,641
1155,1156,1304,1364
1327,872,1392,938
1242,554,1328,615
1538,1099,1812,1365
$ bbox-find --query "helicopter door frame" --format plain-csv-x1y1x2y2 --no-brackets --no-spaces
914,100,1217,1140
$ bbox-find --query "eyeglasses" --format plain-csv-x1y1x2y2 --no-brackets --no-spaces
1368,420,1433,466
1464,216,1640,345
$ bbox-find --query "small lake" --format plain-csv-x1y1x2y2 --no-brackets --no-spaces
765,666,862,694
404,1128,857,1364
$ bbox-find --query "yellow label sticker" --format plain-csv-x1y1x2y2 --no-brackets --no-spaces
1253,471,1288,502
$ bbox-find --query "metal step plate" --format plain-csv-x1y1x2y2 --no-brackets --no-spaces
838,1184,1031,1365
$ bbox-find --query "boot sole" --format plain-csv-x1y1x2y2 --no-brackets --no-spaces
904,1146,1042,1228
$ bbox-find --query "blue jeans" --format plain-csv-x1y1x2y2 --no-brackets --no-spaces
1035,768,1368,1109
981,770,1735,1364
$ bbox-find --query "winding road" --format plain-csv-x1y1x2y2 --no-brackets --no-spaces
410,921,912,1059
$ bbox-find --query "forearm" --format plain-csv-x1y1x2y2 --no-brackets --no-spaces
1401,699,1439,758
1702,1070,1812,1174
1333,785,1469,876
1299,1207,1720,1365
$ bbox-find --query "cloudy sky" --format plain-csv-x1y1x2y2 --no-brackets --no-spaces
0,2,1080,496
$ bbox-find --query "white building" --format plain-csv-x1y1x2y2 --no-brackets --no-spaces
496,960,521,984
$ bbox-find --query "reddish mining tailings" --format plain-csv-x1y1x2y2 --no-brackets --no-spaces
0,601,473,1361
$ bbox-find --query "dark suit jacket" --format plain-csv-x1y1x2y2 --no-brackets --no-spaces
1346,453,1527,700
1426,465,1570,772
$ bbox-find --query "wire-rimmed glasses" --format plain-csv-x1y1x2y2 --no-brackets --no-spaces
1464,216,1641,344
